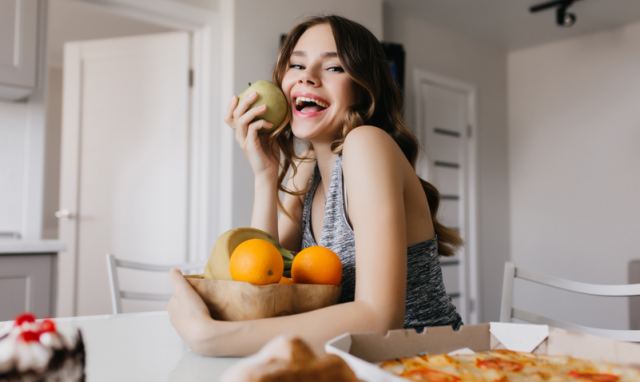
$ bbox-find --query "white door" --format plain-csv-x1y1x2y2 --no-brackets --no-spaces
57,32,192,316
414,70,478,324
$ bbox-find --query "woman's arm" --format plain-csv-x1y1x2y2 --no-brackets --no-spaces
224,93,280,238
276,155,315,251
168,126,409,356
250,173,279,237
169,268,389,356
251,153,315,249
342,126,408,329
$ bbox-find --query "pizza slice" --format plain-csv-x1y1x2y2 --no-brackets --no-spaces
378,349,640,382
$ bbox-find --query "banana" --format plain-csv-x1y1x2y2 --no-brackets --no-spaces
204,227,294,280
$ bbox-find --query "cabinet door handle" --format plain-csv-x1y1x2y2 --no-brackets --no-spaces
55,209,74,220
0,231,21,239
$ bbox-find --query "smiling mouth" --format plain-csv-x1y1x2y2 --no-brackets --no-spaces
294,96,329,113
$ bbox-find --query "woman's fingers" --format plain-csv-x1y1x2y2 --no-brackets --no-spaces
224,96,238,125
169,268,184,289
226,92,261,129
246,119,274,143
238,104,267,126
225,92,280,174
168,268,209,312
234,119,247,144
235,104,268,144
169,268,195,298
232,91,258,120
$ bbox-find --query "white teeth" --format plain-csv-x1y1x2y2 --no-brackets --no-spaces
295,96,329,108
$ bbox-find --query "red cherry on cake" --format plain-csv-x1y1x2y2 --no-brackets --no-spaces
39,319,57,333
19,330,40,343
15,312,36,326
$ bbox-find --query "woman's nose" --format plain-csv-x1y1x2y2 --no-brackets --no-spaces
298,70,319,86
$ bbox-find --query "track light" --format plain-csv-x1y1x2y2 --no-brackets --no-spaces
530,0,581,27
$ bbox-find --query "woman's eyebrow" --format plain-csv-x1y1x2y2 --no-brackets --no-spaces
291,51,338,58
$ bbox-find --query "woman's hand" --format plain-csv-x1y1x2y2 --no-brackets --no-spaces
224,93,280,178
166,269,214,351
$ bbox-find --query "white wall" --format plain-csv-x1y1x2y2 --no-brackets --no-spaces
383,6,510,322
508,21,640,329
225,0,383,228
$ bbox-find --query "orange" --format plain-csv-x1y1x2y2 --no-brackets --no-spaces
278,276,294,285
229,238,283,285
291,246,342,285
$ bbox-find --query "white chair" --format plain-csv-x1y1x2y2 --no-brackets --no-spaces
500,261,640,342
106,253,203,314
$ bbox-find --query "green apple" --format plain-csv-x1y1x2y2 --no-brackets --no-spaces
238,80,289,130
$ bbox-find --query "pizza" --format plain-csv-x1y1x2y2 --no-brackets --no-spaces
378,349,640,381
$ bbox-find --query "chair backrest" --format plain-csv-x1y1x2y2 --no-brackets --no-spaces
106,253,203,314
500,261,640,342
630,259,640,329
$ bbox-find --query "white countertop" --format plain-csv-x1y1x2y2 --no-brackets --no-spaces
0,239,65,254
3,311,239,381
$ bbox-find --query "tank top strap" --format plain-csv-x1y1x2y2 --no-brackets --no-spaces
318,155,351,244
301,155,348,247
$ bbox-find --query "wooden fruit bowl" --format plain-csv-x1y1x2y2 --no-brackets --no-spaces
185,275,341,321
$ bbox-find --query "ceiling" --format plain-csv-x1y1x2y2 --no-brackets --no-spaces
386,0,640,50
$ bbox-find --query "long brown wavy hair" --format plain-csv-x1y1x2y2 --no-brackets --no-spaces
269,15,462,256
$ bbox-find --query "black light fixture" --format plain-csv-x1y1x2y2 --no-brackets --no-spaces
530,0,582,27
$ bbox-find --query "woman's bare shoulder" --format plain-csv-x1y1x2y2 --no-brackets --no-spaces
342,125,405,173
343,125,395,147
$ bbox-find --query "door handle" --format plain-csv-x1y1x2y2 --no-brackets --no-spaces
55,209,75,220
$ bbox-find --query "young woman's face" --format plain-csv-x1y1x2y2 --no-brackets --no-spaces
281,23,355,143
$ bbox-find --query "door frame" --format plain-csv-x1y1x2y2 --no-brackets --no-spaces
413,69,479,324
56,0,217,316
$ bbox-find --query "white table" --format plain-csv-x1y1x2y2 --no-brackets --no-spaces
54,311,240,381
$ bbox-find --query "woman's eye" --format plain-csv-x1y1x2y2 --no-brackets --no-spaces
327,66,344,73
289,64,304,70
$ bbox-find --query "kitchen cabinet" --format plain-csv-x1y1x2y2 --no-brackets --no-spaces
0,254,55,321
0,0,39,101
0,240,63,321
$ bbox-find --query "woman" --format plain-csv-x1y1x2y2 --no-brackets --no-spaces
167,15,462,356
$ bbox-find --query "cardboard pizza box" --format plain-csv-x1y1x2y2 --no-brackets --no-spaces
324,322,640,382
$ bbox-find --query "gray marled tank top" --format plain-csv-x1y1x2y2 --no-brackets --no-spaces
301,155,462,330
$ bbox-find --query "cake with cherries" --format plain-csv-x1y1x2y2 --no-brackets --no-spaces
0,313,85,381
